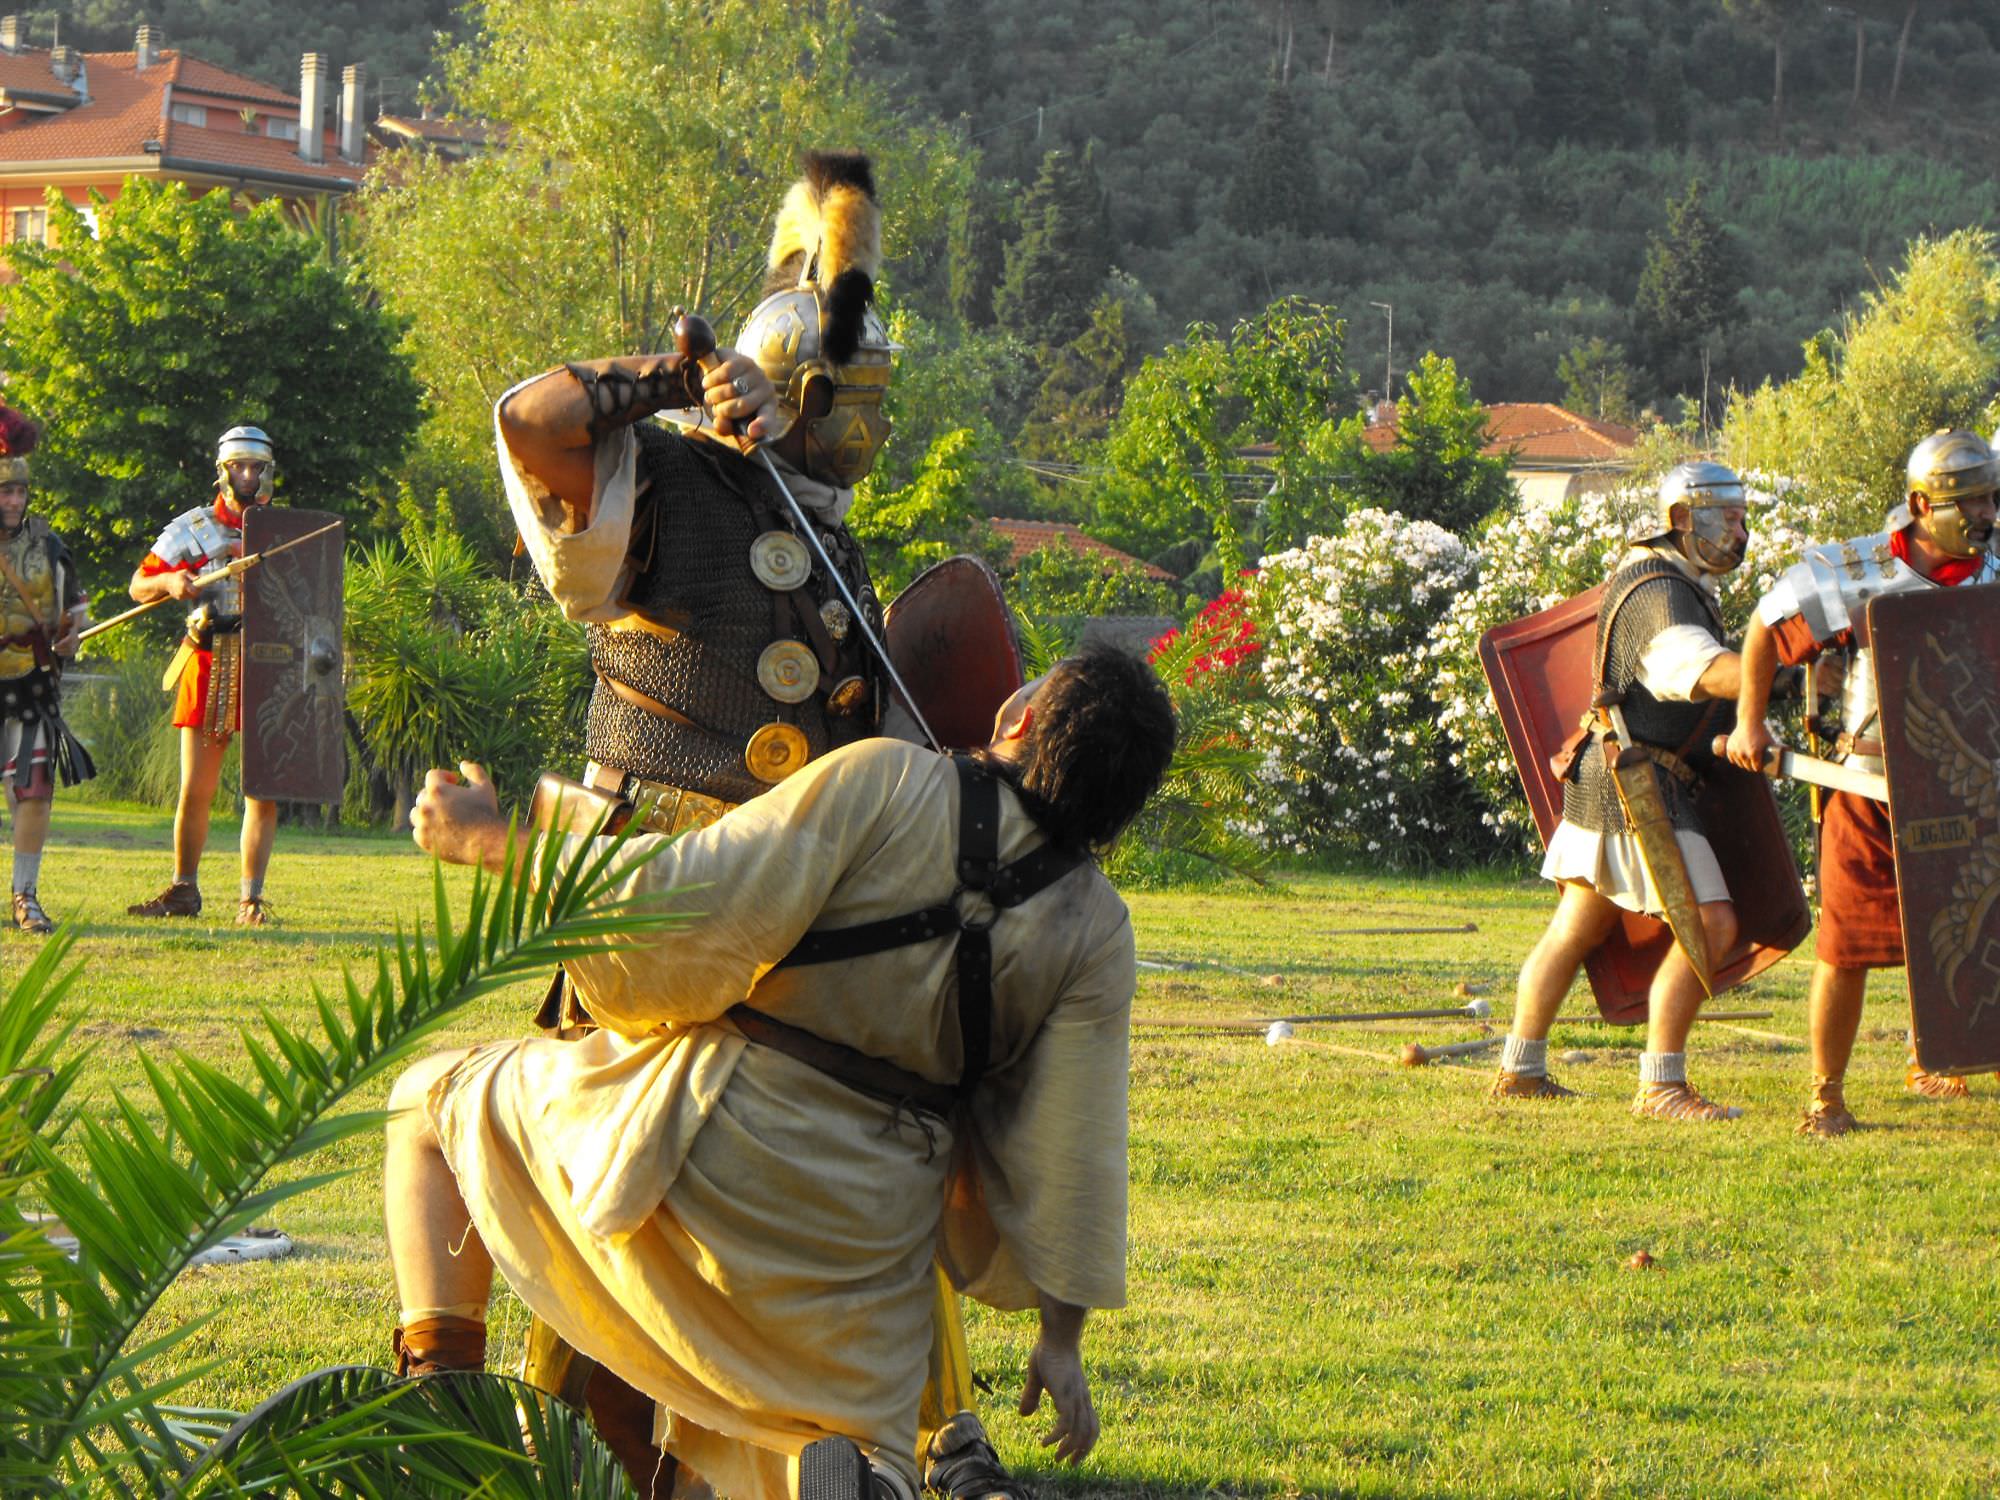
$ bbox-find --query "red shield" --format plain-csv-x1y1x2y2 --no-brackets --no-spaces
1870,584,2000,1075
241,508,345,803
884,556,1023,751
1480,585,1810,1023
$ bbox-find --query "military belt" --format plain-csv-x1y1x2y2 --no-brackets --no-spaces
582,760,737,836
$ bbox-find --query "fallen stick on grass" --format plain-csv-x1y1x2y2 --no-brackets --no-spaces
1401,1035,1504,1067
1132,999,1492,1031
1553,1009,1773,1025
1324,922,1478,937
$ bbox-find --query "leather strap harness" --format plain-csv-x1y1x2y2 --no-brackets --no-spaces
727,754,1084,1117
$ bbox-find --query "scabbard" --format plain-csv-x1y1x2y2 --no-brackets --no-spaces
160,636,196,692
1600,701,1715,997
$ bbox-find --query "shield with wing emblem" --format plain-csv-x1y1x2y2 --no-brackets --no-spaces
1870,584,2000,1075
241,508,345,803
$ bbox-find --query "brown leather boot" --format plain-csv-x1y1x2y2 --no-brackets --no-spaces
1489,1069,1576,1100
1797,1075,1858,1138
390,1314,487,1377
1906,1053,1970,1099
128,880,201,918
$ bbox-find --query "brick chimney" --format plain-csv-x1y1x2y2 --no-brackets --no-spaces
298,53,328,164
136,24,158,73
0,17,21,55
338,63,366,164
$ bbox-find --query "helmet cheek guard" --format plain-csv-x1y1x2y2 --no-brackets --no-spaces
1902,429,1998,560
215,425,277,503
1636,460,1750,575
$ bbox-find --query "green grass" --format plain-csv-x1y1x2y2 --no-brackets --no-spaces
7,801,1999,1498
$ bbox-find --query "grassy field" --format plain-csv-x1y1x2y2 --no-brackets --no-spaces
7,799,2000,1499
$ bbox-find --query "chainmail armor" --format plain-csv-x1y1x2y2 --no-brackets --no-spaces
1562,556,1735,836
584,425,880,804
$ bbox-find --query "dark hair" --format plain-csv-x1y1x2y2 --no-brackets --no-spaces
1008,647,1177,852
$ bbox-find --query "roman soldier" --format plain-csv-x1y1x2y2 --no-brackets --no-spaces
490,152,1029,1499
0,406,93,933
125,425,284,925
1493,462,1774,1118
1730,430,2000,1135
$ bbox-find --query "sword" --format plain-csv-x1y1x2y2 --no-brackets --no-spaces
79,518,344,646
1711,735,1889,804
1598,692,1715,997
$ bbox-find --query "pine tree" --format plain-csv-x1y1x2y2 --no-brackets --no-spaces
1633,178,1741,396
947,180,1007,329
993,148,1112,349
1227,78,1320,236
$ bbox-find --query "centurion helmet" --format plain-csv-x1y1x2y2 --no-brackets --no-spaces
1632,459,1750,574
734,151,896,489
215,425,276,502
1896,428,1997,559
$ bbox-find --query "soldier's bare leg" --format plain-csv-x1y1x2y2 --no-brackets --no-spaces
237,794,278,924
174,727,228,882
383,1048,492,1374
1492,880,1617,1099
1634,899,1741,1120
8,785,54,932
1800,960,1866,1136
131,728,226,917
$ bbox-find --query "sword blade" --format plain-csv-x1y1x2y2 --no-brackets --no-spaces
1771,746,1889,804
754,449,943,753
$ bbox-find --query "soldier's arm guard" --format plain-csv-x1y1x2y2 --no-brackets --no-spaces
563,356,704,440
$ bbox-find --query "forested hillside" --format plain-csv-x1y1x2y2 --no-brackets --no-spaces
862,0,2000,411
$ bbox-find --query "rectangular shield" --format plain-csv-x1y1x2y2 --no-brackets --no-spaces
1868,583,2000,1075
1480,586,1810,1024
241,508,345,803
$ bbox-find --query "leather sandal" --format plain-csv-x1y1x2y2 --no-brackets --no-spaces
1632,1080,1741,1121
1906,1055,1970,1099
10,888,53,934
128,881,201,918
1797,1076,1858,1138
1489,1069,1576,1100
922,1411,1031,1500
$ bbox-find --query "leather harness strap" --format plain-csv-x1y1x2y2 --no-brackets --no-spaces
728,754,1085,1112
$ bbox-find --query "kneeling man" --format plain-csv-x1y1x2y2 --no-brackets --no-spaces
385,649,1176,1500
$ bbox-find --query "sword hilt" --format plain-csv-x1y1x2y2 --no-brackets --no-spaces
1712,735,1780,774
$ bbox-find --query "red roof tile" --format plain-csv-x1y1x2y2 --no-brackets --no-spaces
0,50,79,103
988,518,1175,580
1246,400,1640,467
0,47,368,186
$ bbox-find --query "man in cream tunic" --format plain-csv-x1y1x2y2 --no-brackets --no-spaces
383,648,1177,1500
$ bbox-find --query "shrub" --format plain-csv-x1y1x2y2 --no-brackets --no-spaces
1244,511,1482,867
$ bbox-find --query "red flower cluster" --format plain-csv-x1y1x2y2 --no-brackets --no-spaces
1150,587,1260,684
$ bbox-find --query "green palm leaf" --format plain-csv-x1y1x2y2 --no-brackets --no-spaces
0,818,681,1494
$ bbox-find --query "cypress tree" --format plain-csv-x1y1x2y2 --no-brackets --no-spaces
1633,178,1741,394
1227,78,1320,236
994,148,1113,348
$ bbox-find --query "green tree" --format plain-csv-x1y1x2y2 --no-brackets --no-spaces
0,180,421,572
1100,298,1349,572
1558,336,1639,423
360,0,970,466
1633,177,1741,398
1018,293,1145,460
993,147,1113,350
946,177,1010,330
1227,78,1319,236
1723,0,1821,142
1722,228,2000,539
846,428,1008,594
1315,352,1515,535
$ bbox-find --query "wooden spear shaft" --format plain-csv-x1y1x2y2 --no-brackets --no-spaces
77,518,343,644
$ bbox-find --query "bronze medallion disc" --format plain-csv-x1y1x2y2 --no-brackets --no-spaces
745,722,811,783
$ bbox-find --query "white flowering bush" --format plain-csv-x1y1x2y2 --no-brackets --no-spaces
1244,510,1483,866
1431,476,1816,857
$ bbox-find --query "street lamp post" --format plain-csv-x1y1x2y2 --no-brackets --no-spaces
1367,301,1394,403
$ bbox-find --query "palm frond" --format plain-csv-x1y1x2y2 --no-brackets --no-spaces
0,821,683,1494
177,1365,632,1497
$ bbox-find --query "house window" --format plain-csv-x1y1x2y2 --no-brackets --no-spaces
169,101,208,127
266,116,299,141
10,208,46,245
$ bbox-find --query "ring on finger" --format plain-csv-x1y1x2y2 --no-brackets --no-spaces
733,373,752,397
